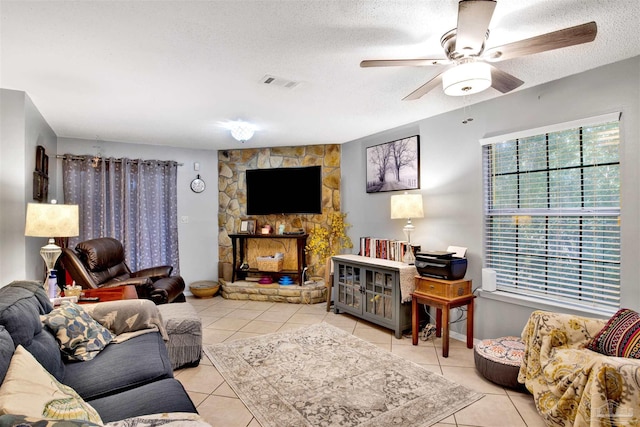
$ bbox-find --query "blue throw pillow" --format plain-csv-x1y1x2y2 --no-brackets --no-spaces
41,302,115,361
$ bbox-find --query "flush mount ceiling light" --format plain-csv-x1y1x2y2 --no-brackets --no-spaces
442,61,492,96
220,120,258,143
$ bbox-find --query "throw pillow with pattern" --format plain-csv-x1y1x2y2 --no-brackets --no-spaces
0,345,102,423
587,308,640,359
41,301,115,361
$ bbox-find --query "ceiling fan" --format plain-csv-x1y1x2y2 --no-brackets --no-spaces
360,0,597,100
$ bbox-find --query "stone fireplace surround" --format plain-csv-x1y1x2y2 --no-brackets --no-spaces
217,144,341,304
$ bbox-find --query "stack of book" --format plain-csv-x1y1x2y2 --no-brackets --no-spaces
359,237,417,262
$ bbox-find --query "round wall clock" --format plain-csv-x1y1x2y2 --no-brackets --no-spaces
190,175,206,193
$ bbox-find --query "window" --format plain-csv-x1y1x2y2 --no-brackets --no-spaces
481,113,621,311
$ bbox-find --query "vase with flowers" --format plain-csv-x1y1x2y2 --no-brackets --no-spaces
305,212,353,280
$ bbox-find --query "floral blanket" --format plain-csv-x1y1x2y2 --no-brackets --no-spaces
518,311,640,427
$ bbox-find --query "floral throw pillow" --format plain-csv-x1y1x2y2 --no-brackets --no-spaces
0,345,103,423
41,301,115,361
587,308,640,359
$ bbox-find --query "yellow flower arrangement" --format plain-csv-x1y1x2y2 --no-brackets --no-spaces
306,212,353,262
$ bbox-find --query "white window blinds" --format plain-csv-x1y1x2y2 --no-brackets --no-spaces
482,113,621,311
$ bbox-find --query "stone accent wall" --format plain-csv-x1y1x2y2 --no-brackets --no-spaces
218,145,340,278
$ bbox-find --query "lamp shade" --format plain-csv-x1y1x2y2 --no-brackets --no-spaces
442,61,492,96
25,202,79,238
390,193,424,219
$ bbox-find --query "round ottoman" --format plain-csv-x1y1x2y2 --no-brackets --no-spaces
474,336,525,389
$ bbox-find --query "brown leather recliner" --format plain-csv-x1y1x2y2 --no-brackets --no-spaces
62,237,186,304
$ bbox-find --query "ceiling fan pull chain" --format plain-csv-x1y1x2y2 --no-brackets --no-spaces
461,95,474,124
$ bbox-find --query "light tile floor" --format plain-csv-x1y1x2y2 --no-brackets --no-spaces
175,295,546,427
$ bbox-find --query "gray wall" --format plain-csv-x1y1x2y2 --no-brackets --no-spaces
342,56,640,340
1,88,219,289
0,89,58,283
56,138,219,288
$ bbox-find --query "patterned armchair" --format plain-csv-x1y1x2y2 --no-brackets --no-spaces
62,237,185,304
518,310,640,427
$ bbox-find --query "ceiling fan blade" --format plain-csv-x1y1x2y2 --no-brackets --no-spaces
484,21,597,62
402,68,450,100
455,0,496,54
489,65,524,93
360,58,449,67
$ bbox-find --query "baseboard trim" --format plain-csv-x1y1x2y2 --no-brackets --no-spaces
449,330,480,346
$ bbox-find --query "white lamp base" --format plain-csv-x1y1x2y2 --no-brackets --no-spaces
40,238,61,294
403,221,416,265
403,248,416,265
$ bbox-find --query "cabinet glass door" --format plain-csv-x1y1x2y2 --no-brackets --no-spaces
365,269,394,320
337,263,361,310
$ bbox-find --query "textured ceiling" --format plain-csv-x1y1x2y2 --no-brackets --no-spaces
1,0,639,151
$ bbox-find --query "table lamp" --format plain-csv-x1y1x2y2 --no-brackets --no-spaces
390,192,424,264
24,201,79,287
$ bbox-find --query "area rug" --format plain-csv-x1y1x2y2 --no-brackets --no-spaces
204,323,483,427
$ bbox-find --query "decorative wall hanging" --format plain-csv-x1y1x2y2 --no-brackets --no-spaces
366,135,420,193
33,145,49,202
190,174,206,193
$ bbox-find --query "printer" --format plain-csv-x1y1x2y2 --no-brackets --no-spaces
415,251,467,280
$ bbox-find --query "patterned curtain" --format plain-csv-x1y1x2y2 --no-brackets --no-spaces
62,155,180,274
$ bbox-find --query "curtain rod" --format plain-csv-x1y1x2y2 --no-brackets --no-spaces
56,154,183,166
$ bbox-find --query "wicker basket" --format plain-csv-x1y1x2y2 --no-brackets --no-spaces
256,257,284,272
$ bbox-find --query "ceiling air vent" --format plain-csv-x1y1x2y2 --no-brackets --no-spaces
260,74,299,89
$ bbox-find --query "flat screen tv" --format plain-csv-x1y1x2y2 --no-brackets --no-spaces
246,166,322,215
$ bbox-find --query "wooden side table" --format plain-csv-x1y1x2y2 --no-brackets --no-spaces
77,284,138,303
411,276,474,357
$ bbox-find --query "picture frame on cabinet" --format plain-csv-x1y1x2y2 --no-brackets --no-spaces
366,135,420,193
239,219,257,234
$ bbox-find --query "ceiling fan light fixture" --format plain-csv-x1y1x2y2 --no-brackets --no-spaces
442,61,492,96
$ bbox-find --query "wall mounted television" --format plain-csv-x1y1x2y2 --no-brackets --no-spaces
246,166,322,215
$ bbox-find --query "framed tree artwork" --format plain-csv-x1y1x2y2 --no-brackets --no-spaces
366,135,420,193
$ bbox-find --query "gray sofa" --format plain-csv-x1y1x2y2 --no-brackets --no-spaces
0,281,197,423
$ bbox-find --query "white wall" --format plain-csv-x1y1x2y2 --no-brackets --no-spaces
56,138,219,288
0,90,27,282
342,56,640,340
0,89,57,284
